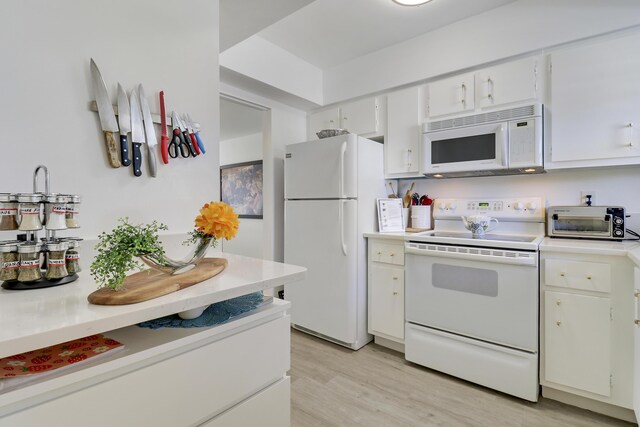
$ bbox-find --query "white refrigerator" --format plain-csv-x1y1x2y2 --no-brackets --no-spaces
284,134,384,350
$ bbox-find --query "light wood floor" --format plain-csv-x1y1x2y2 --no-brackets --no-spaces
290,329,635,427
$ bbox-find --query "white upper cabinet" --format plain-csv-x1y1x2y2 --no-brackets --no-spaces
427,72,475,118
548,32,640,169
475,57,541,110
340,97,380,136
385,86,424,178
307,97,380,140
308,107,341,140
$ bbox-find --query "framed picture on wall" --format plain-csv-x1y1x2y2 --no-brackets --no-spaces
220,160,263,219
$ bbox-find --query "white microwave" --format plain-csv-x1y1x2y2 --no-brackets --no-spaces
422,104,543,178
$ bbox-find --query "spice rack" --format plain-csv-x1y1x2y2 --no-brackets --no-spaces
0,166,82,290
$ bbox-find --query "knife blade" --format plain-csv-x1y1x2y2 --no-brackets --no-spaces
187,113,206,154
129,88,145,177
90,58,121,168
182,114,201,156
138,84,158,177
176,114,198,157
159,91,169,164
116,83,132,167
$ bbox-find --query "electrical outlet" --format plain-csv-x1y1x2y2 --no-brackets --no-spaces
581,191,596,206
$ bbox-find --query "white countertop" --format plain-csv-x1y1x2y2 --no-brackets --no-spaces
540,237,640,257
0,253,306,359
364,230,431,241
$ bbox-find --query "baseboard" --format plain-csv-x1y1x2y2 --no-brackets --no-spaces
542,387,637,423
373,335,404,353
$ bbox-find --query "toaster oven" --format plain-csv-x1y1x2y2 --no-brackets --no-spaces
547,206,625,240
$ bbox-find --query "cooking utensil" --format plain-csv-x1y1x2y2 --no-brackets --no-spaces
169,112,190,158
403,182,415,208
116,83,132,167
176,114,197,157
182,114,201,155
419,195,433,206
387,182,397,198
129,88,145,177
138,84,158,177
159,91,169,164
187,113,206,154
89,59,121,168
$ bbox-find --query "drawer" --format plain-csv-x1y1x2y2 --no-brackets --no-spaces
544,258,611,293
370,241,404,266
0,316,290,427
201,377,290,426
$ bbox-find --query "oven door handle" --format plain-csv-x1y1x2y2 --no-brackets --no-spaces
405,244,537,267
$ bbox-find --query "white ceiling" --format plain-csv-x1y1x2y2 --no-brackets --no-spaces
220,97,264,141
258,0,518,69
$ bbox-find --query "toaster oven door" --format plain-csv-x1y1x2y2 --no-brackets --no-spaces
550,215,612,238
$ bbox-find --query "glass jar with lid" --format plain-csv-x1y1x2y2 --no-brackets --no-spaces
64,239,81,274
45,241,69,280
0,193,19,231
65,194,81,229
44,194,69,231
0,244,19,281
17,243,43,282
17,193,43,231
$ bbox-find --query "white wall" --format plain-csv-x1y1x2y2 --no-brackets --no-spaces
324,0,640,104
397,166,640,230
219,83,307,262
220,132,264,258
0,0,220,239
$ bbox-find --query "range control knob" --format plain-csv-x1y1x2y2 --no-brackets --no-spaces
446,202,457,210
526,202,538,210
614,229,623,236
513,202,524,210
438,201,447,211
613,217,623,225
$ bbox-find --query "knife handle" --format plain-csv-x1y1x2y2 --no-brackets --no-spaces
147,145,158,177
104,131,121,168
132,142,142,177
161,135,169,164
189,133,201,155
194,132,206,154
119,135,131,166
183,131,197,157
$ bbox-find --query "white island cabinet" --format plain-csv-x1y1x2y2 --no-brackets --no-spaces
0,253,305,427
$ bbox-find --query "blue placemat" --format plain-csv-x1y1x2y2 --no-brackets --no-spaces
137,291,266,329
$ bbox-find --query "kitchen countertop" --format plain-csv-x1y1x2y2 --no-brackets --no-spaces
540,237,640,258
0,252,306,359
364,230,432,240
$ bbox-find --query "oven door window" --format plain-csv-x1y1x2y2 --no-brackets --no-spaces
433,263,498,297
553,216,611,236
431,134,496,164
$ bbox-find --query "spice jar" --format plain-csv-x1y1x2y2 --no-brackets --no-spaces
45,241,69,280
17,193,43,231
0,244,19,281
44,194,69,230
0,193,19,231
65,195,81,229
65,240,81,274
17,244,43,282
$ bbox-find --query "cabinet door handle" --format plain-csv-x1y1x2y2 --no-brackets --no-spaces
393,276,398,280
635,319,640,326
556,321,562,326
393,291,399,295
329,119,335,127
634,291,640,298
556,299,561,306
487,77,494,101
461,83,467,107
560,272,566,277
586,275,592,280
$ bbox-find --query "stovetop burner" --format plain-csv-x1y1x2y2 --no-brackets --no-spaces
429,231,539,243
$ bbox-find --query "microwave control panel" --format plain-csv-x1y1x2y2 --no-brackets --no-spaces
434,197,545,221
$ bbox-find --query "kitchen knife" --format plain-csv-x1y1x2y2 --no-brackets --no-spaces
187,113,206,154
176,114,198,157
116,83,132,167
138,84,158,177
89,58,121,168
159,91,169,164
129,88,145,177
182,114,201,155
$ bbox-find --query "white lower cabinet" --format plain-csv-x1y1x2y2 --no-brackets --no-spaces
0,301,291,427
368,239,405,344
540,252,634,413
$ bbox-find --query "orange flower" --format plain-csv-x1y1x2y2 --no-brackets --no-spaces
194,202,239,240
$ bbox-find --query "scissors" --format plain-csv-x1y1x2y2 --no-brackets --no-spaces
168,111,190,158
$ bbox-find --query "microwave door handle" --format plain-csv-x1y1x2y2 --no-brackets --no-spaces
500,124,508,166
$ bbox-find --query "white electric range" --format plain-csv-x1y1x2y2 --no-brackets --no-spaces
404,197,545,402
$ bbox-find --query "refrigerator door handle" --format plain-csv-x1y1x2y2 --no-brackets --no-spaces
339,141,347,198
340,200,348,256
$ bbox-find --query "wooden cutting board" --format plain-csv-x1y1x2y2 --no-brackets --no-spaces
87,258,228,305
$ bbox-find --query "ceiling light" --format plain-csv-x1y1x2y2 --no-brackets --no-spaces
392,0,433,5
